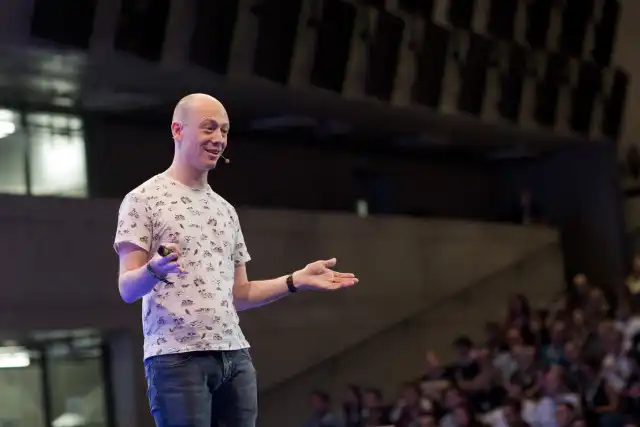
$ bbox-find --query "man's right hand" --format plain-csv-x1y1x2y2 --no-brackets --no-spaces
148,243,184,277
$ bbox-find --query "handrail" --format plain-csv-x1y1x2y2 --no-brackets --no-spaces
262,241,560,396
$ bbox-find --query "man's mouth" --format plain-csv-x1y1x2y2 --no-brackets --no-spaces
204,147,221,156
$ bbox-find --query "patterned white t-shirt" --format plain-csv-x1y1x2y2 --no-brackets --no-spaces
113,173,251,360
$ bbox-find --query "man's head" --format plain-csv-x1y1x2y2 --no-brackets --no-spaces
309,390,330,414
170,93,229,171
502,398,522,426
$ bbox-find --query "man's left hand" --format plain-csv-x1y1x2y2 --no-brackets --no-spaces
293,258,358,291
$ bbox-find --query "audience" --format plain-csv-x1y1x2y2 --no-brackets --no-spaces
305,273,640,427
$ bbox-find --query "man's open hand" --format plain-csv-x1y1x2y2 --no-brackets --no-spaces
293,258,358,291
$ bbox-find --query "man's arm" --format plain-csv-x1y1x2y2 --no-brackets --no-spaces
232,259,358,311
117,243,158,304
232,264,293,311
117,242,182,303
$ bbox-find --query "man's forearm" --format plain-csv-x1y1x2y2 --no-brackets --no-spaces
234,275,291,311
119,264,159,303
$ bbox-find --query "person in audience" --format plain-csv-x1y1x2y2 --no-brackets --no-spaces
601,327,632,392
505,295,536,345
625,255,640,298
615,301,640,352
412,412,437,427
580,357,621,427
362,388,391,427
452,402,488,427
305,391,341,427
391,382,424,427
554,402,578,427
620,349,640,420
439,387,466,427
457,348,506,415
531,309,552,346
569,309,590,346
568,274,590,311
541,320,568,366
500,398,531,427
342,384,364,427
532,365,580,427
563,340,585,389
449,337,481,385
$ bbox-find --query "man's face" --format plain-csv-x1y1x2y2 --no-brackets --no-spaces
172,100,229,171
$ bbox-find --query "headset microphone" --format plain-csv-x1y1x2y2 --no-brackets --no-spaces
220,155,231,164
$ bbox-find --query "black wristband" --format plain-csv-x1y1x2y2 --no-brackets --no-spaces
286,275,297,293
147,263,173,285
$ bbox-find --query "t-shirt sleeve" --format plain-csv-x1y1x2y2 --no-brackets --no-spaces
232,212,251,266
113,192,152,254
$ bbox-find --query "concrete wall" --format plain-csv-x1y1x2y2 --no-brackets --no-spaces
1,194,559,426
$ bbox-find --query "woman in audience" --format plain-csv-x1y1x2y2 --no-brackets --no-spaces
581,357,621,427
531,365,580,427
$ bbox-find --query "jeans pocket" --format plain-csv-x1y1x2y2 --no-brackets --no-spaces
148,352,194,369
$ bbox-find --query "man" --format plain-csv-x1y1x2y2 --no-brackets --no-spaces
113,93,358,427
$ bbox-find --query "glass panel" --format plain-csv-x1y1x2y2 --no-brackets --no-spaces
27,112,88,197
0,108,27,195
0,346,46,427
47,337,108,427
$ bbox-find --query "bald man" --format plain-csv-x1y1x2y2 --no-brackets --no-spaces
113,94,358,427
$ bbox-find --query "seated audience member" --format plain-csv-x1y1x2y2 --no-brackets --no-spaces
456,348,506,415
567,274,590,312
569,309,590,347
500,398,531,427
342,384,364,427
439,387,466,427
390,382,424,427
563,340,585,390
532,366,580,427
615,301,640,352
555,402,578,427
494,328,526,383
305,391,341,427
410,412,437,427
504,295,536,345
490,376,536,427
531,309,552,346
449,337,481,386
625,254,640,298
541,320,568,366
601,328,632,392
580,357,621,427
362,388,391,427
422,351,449,385
452,402,488,427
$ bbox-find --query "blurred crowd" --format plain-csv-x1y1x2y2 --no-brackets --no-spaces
304,271,640,427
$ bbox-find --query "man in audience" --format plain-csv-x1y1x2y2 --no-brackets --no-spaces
305,391,341,427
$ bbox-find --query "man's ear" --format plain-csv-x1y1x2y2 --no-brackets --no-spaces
171,121,183,141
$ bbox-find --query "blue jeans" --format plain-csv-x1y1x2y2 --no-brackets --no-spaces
144,349,258,427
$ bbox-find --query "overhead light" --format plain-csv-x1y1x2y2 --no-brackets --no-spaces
0,120,15,136
0,348,30,368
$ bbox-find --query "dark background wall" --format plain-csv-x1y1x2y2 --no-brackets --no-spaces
83,113,627,296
